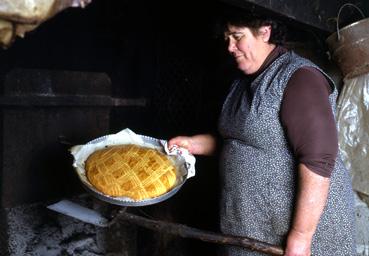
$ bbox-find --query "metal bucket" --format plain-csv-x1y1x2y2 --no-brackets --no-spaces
326,4,369,79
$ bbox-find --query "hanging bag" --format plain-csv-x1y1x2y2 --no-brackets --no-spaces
327,4,369,202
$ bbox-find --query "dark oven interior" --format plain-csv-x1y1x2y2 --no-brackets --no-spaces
0,0,367,255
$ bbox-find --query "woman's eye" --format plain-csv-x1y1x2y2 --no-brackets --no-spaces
233,34,244,41
224,33,245,42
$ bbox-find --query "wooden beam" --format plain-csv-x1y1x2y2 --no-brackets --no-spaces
111,210,284,256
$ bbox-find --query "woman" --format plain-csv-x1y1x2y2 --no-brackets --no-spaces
168,11,356,256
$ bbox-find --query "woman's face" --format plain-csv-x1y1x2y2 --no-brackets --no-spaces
225,25,274,75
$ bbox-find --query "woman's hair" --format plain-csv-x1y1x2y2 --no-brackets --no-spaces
217,7,286,45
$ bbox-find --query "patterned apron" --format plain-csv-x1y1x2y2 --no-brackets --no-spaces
218,51,356,256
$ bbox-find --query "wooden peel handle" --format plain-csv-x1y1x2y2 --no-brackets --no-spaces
112,211,284,256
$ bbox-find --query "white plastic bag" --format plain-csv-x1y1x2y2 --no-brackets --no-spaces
337,73,369,196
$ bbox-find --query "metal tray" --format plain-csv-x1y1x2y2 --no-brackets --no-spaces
80,179,186,207
74,133,189,207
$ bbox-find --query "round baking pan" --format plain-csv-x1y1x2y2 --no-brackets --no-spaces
73,134,190,207
80,177,186,207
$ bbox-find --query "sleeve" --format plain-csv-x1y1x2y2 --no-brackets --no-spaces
280,67,338,177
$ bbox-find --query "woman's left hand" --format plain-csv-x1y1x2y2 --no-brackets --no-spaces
284,228,312,256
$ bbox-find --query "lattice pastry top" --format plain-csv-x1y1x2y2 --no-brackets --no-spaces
85,144,178,201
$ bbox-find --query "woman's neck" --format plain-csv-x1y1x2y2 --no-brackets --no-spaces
250,45,287,78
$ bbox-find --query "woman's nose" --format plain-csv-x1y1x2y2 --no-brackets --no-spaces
227,39,237,53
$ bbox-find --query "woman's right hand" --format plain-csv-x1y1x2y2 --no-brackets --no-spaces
168,134,217,156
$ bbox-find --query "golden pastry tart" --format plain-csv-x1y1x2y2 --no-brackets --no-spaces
85,144,178,201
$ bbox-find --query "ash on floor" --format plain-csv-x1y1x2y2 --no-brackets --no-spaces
4,195,136,256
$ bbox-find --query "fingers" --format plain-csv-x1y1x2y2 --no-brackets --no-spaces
168,134,216,156
285,229,312,256
168,136,191,150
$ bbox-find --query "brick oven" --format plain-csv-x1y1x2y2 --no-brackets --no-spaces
0,0,367,255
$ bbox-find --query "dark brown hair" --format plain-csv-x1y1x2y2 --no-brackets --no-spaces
217,7,286,45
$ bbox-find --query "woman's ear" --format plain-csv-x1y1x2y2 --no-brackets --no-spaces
259,25,272,42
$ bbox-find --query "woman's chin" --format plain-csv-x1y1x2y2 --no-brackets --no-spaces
238,62,260,75
238,66,254,75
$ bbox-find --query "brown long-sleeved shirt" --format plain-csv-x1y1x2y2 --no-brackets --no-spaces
251,46,338,177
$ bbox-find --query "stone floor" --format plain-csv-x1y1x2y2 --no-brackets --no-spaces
1,193,368,256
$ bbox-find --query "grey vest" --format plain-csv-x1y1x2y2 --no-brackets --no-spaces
218,51,356,256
